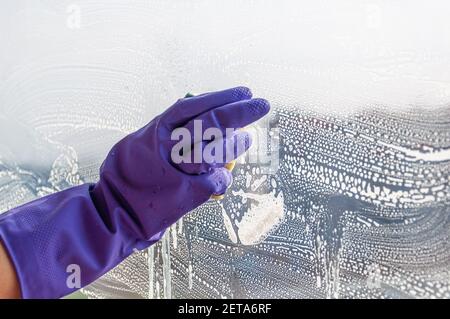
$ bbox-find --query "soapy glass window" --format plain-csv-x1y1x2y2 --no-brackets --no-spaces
0,1,449,298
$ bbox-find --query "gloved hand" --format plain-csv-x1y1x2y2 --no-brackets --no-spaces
0,86,270,298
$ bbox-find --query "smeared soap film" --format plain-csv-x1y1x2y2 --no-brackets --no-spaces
83,105,450,299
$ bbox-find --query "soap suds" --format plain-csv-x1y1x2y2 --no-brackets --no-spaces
233,190,284,246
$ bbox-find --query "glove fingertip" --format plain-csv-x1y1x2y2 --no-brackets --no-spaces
209,167,233,196
249,98,271,118
232,86,253,100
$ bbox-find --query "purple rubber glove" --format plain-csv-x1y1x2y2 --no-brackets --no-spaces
0,86,270,298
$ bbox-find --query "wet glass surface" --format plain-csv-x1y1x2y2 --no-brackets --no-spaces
0,1,449,298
